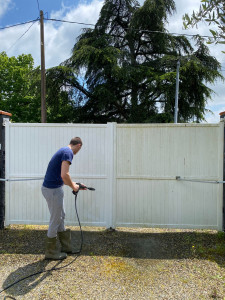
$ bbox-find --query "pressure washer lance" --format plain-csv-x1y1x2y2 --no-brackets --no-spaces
73,182,96,194
0,183,95,295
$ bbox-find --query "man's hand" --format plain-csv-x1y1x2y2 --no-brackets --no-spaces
79,183,87,190
73,183,80,192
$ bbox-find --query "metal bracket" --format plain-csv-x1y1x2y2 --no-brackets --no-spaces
2,118,10,126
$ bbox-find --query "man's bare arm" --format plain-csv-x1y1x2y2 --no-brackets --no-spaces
61,161,79,192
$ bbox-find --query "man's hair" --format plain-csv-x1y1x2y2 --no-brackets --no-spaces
70,137,82,146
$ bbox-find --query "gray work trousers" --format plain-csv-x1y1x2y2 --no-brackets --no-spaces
41,185,66,238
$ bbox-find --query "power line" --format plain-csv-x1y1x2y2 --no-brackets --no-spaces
0,16,219,40
6,19,39,52
44,17,214,39
44,11,49,19
0,19,39,30
36,0,40,12
45,17,95,27
140,30,212,39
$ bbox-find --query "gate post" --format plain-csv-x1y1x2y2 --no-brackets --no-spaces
106,122,117,229
0,111,12,230
219,112,225,231
223,123,225,231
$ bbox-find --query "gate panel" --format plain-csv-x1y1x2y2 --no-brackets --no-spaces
5,123,111,227
115,123,223,230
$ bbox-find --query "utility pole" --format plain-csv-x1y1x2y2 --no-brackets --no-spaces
174,60,180,123
40,10,46,123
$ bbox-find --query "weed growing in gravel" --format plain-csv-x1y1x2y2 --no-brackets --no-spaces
192,231,225,262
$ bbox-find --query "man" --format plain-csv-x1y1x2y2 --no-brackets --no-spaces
42,137,84,260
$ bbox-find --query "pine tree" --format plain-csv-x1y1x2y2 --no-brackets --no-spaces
63,0,223,123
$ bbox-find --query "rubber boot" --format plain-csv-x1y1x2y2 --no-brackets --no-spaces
45,236,67,260
58,229,73,253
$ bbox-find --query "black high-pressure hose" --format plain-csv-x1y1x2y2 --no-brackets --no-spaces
0,184,95,296
72,183,95,253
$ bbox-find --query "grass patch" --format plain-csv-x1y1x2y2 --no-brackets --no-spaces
190,231,225,261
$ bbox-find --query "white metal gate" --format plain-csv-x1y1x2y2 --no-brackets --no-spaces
115,124,224,230
5,122,224,230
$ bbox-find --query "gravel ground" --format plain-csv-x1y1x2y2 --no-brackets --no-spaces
0,225,225,300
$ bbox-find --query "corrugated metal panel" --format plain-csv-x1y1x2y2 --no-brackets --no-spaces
116,123,223,230
5,123,111,226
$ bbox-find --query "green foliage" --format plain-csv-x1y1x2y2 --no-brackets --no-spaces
0,52,41,122
0,52,78,123
183,0,225,47
63,0,222,123
45,66,77,123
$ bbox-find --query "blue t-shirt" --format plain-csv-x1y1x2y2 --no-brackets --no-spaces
43,147,73,188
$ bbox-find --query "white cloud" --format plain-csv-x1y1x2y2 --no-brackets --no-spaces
0,21,40,61
0,0,12,19
50,2,73,20
203,105,225,123
0,0,104,68
44,0,104,68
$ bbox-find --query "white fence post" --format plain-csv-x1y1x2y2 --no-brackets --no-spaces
4,121,10,226
219,120,224,231
106,122,117,229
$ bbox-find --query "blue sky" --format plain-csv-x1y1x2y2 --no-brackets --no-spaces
0,0,78,24
0,0,224,123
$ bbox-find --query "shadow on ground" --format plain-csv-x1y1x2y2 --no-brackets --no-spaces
2,260,57,297
1,226,225,264
1,226,225,298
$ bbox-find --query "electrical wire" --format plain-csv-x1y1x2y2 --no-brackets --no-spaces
6,19,39,52
45,17,95,27
135,29,213,39
44,17,215,39
36,0,40,12
0,19,39,30
0,16,218,40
